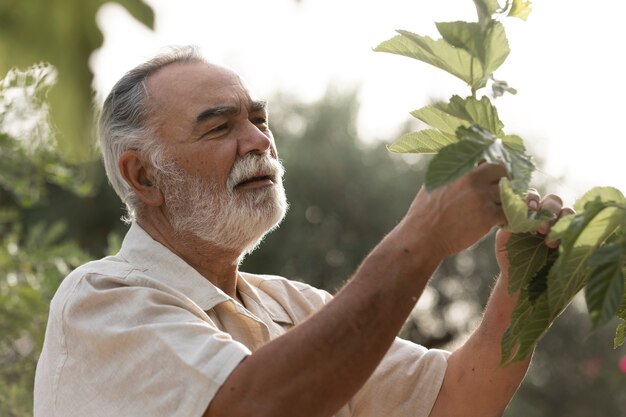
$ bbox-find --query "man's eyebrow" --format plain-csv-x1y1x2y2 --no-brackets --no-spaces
250,100,268,113
195,106,238,125
194,100,267,125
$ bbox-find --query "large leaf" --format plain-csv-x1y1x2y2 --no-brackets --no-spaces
425,134,491,190
506,146,535,194
501,135,525,152
388,129,457,154
508,0,532,21
506,232,549,293
499,178,554,233
436,21,485,63
424,124,531,193
483,21,510,74
434,95,504,136
410,105,470,135
513,292,551,361
573,187,626,212
615,322,626,348
501,290,532,364
547,205,624,318
437,20,510,77
585,242,625,329
548,199,606,245
502,291,551,364
374,31,485,90
528,250,558,303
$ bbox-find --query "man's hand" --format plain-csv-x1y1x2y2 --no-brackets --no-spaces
404,162,508,258
496,189,576,276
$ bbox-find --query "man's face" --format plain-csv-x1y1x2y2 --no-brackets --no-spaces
145,61,287,254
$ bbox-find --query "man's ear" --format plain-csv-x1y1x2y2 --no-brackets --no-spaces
118,150,164,207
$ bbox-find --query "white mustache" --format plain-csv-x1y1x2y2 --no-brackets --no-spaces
226,153,285,192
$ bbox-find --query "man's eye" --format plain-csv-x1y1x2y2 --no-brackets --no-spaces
252,117,268,127
208,123,228,134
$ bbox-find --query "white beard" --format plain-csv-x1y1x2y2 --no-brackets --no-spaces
157,152,288,257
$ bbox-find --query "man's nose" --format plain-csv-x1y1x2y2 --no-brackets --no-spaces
238,121,272,156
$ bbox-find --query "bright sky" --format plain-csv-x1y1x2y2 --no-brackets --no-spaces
92,0,626,205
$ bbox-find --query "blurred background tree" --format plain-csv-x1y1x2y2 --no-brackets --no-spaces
0,0,153,162
0,2,624,416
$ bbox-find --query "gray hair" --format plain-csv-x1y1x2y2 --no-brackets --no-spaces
98,45,205,222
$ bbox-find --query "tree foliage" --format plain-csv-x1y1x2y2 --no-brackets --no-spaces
375,0,626,364
0,0,154,162
0,63,93,417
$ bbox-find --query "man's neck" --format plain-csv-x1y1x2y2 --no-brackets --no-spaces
136,215,242,300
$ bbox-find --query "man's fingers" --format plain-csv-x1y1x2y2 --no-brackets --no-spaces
526,188,540,211
537,194,563,235
539,194,563,213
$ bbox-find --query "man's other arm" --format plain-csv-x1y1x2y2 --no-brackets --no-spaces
429,193,571,417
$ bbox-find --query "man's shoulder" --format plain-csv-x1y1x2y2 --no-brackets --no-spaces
50,254,153,312
58,255,134,291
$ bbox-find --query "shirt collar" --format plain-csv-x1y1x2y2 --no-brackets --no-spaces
118,222,231,311
237,273,293,325
117,223,293,325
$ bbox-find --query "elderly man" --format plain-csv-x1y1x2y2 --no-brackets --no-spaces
34,46,569,417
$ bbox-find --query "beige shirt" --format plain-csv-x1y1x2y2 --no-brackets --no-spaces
34,223,449,417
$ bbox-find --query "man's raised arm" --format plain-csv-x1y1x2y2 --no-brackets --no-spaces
206,162,508,417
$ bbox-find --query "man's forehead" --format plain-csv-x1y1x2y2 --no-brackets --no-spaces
146,61,259,109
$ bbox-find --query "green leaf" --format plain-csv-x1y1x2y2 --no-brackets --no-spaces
499,178,554,233
425,134,491,191
547,214,575,243
547,204,624,318
501,134,526,152
435,95,504,136
508,0,532,21
492,79,518,98
528,250,558,303
435,15,509,76
615,321,626,348
585,242,625,329
513,293,550,361
574,187,626,212
483,21,510,74
501,292,532,364
548,199,605,244
374,31,485,90
410,105,470,135
436,21,485,63
506,143,535,194
502,290,552,364
388,129,457,154
507,233,549,294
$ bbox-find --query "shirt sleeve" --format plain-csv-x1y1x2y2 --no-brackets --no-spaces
47,272,250,417
349,338,450,417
